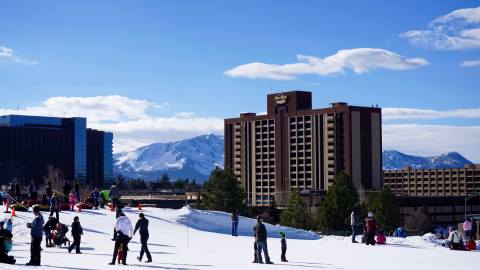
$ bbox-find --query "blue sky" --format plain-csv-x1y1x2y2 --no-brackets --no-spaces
0,1,479,160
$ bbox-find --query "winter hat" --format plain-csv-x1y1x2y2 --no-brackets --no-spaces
256,215,263,222
279,231,286,238
368,212,373,218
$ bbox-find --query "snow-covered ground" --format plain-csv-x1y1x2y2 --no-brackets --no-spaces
0,206,478,270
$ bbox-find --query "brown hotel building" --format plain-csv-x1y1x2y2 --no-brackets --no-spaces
224,91,382,207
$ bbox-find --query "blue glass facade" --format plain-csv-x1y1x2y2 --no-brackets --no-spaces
103,132,114,184
73,118,87,182
0,115,112,187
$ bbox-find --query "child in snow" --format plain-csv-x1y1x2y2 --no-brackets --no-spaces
376,231,386,244
69,192,76,211
280,231,288,262
252,235,258,263
117,243,125,264
466,239,476,251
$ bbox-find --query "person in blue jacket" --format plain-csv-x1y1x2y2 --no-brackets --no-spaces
394,226,407,238
26,205,44,266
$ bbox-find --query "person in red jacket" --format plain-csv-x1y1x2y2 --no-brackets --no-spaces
365,212,377,245
376,231,386,244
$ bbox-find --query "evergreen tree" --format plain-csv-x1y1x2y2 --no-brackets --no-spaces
368,187,401,233
159,172,171,189
405,205,433,234
316,172,359,233
201,168,245,213
280,189,313,230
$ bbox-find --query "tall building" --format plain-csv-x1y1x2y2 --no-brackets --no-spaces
224,91,382,206
0,115,113,187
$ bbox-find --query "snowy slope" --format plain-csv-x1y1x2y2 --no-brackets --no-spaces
1,207,478,270
114,134,224,181
383,150,472,170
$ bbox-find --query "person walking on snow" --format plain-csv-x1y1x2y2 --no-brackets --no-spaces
68,216,83,254
280,231,288,262
365,212,377,246
254,216,273,264
351,207,360,243
231,210,239,236
109,213,133,265
26,206,44,266
92,188,100,209
134,213,152,263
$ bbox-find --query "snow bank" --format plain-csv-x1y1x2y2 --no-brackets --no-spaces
176,206,321,240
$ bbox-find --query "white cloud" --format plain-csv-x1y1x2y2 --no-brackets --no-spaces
401,6,480,50
461,59,480,67
224,48,428,80
0,45,38,65
0,96,223,153
383,124,480,162
383,107,480,120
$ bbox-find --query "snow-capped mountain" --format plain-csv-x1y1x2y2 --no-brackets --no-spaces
115,134,473,180
382,150,472,170
114,134,224,181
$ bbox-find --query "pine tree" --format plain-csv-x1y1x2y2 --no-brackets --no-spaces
159,172,171,189
368,187,401,233
201,168,245,213
280,189,313,230
316,172,359,233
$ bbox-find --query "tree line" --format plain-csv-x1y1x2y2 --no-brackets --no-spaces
200,168,433,234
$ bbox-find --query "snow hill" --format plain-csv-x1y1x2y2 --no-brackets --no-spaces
1,207,478,270
383,150,472,170
114,134,224,181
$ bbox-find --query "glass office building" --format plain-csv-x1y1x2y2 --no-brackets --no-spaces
0,115,113,187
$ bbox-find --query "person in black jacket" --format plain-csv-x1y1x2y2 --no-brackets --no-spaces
279,231,288,262
253,216,273,264
133,213,152,263
49,193,60,221
68,216,83,254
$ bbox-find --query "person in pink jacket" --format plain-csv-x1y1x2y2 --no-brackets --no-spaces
69,192,76,211
463,218,473,240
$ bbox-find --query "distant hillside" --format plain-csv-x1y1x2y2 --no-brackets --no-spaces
382,150,472,170
114,134,224,181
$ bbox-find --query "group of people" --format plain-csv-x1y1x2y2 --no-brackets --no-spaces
18,181,153,266
445,217,477,251
231,211,288,264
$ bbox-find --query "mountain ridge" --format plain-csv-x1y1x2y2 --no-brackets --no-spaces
114,135,473,181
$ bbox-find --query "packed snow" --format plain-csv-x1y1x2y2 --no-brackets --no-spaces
0,206,478,270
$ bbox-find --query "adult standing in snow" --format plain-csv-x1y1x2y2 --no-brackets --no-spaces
26,206,44,266
254,216,273,264
68,216,83,254
350,207,360,243
109,182,120,210
133,213,152,263
49,193,60,221
463,218,473,241
231,210,239,236
112,206,124,241
109,213,133,265
365,212,377,246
